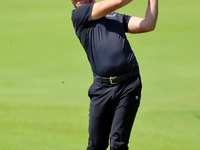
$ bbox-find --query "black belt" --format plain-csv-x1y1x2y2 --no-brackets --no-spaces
94,70,138,85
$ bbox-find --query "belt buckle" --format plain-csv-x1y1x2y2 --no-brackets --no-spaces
110,76,118,84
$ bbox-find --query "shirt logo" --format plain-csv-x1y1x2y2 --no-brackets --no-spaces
106,14,116,17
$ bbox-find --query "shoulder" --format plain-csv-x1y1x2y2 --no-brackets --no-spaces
71,4,95,31
107,12,131,32
72,4,94,22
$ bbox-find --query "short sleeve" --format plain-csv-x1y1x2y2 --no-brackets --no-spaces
122,14,131,32
71,4,94,32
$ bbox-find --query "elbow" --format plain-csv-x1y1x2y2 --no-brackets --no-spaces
151,23,157,31
148,25,156,32
142,24,157,32
141,18,158,32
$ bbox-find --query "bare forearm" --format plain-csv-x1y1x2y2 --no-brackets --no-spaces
124,0,158,33
144,0,158,30
91,0,133,20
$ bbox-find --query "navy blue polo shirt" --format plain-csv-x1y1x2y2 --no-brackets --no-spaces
71,4,139,77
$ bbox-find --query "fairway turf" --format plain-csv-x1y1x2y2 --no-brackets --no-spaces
0,0,200,149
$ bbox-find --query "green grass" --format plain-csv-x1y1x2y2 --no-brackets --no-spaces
0,0,200,149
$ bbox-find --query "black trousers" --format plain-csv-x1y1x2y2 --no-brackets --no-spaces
86,75,142,150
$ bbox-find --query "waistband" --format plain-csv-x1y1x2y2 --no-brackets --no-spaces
94,70,139,85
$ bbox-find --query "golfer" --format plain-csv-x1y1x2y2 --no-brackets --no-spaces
71,0,158,149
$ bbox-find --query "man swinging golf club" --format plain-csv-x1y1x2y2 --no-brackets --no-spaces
71,0,158,149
